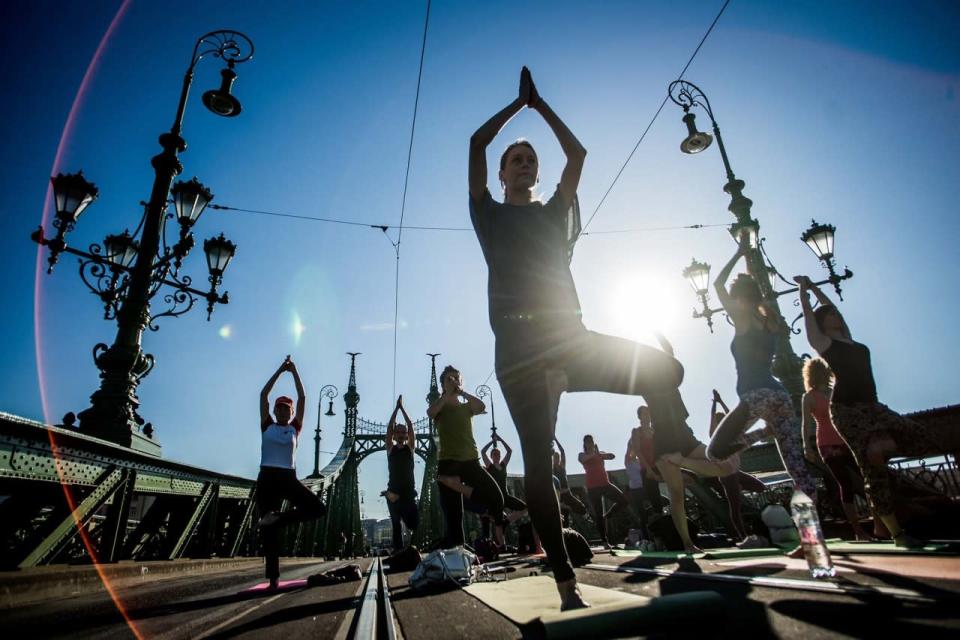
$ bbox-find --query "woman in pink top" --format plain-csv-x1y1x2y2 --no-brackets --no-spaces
801,358,872,540
579,434,628,547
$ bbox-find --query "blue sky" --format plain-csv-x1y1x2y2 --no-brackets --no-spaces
1,1,958,520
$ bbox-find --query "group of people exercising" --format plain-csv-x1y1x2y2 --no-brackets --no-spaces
254,68,947,608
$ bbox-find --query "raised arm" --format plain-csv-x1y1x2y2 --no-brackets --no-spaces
288,360,307,429
481,439,494,467
398,400,416,448
554,437,567,469
714,239,750,322
386,399,401,451
601,451,616,461
259,360,287,426
795,276,831,354
469,71,529,202
527,69,587,206
498,436,513,466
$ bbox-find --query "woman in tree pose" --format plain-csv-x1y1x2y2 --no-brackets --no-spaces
427,366,505,549
257,357,326,589
795,276,937,546
707,240,819,506
385,395,419,550
481,435,528,546
579,435,629,547
552,438,587,527
469,67,684,609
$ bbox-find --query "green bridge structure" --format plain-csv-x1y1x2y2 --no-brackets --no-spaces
0,352,446,568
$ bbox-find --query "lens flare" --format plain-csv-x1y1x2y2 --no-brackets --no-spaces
32,2,144,638
292,312,306,344
604,273,683,343
218,324,232,339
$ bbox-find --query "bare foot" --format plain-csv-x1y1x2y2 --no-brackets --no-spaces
684,545,704,554
894,532,927,549
557,578,590,611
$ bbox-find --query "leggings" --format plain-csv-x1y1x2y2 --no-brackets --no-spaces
496,325,684,582
587,482,629,543
559,489,588,527
832,402,935,514
820,447,864,505
713,388,819,502
256,467,327,580
437,459,504,547
387,495,419,550
627,482,663,539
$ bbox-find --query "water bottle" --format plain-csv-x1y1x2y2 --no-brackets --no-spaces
790,489,836,579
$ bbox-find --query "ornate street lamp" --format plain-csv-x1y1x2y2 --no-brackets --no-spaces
729,218,759,249
801,219,852,299
309,384,339,478
475,384,497,446
682,258,721,333
31,31,254,454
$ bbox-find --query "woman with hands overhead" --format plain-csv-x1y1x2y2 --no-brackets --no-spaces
795,275,937,547
427,365,505,549
469,65,685,610
707,239,819,504
385,395,419,551
481,434,528,546
256,357,326,589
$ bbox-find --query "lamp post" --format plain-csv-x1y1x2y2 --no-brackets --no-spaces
668,80,853,403
32,31,254,454
475,384,497,447
310,385,338,478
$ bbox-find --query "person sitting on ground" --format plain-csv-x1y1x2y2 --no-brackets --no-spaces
579,434,629,548
427,365,505,549
256,356,327,589
796,275,939,547
385,395,420,551
481,434,529,546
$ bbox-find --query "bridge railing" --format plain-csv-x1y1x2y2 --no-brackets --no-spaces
355,416,431,437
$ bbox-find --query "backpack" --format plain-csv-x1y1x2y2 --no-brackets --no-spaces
306,563,363,587
473,537,500,564
562,528,593,567
409,546,477,589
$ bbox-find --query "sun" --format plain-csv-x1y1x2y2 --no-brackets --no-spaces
603,273,684,343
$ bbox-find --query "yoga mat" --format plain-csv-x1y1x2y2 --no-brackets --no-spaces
704,547,785,560
827,541,957,555
464,576,725,639
240,578,308,593
610,549,706,559
464,576,644,625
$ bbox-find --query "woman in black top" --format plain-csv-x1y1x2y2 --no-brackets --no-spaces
796,276,935,546
385,396,418,551
481,435,527,546
469,66,683,611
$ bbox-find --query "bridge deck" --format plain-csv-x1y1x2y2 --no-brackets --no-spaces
2,548,959,638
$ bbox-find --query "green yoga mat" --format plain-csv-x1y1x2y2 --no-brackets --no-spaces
611,547,785,560
610,549,706,559
826,541,957,555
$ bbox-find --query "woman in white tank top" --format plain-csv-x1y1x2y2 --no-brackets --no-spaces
256,357,327,589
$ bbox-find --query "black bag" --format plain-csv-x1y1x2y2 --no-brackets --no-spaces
386,545,422,573
473,537,500,564
307,563,363,586
562,528,593,567
648,513,700,551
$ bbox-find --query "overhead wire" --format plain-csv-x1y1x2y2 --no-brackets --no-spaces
580,0,731,234
391,0,432,400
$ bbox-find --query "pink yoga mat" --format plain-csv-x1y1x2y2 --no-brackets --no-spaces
241,578,308,593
